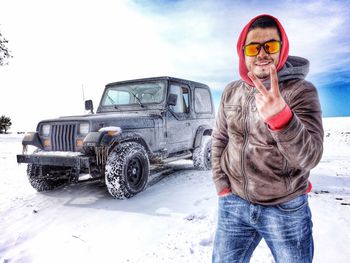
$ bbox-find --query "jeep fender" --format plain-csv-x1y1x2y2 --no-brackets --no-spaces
193,125,212,149
107,132,150,153
83,131,150,155
21,132,43,152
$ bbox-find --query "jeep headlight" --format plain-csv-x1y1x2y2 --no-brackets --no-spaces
42,124,51,136
79,123,90,135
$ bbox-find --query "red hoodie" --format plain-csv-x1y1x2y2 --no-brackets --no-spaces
236,14,290,87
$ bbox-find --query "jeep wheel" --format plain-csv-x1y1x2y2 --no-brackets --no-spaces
105,142,150,199
27,164,69,191
193,135,212,170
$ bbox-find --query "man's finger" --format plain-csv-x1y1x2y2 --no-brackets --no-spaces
270,64,280,96
248,72,269,97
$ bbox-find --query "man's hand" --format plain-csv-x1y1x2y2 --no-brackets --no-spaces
248,64,286,121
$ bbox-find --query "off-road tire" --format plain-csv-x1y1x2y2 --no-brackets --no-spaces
27,164,69,192
105,142,150,199
193,135,212,170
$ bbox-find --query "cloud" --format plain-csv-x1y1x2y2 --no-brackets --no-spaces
1,0,349,130
131,0,350,89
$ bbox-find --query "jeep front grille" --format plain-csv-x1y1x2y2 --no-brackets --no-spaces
51,124,77,151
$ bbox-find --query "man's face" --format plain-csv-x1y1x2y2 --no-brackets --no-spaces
244,27,281,79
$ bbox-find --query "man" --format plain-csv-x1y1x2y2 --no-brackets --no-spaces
211,14,324,263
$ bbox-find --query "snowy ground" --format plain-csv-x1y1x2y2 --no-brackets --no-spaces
1,117,350,263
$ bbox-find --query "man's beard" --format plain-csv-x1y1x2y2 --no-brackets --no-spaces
255,71,269,79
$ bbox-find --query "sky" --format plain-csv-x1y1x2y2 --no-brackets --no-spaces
0,0,350,131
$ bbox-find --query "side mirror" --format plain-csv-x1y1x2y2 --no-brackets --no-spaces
85,100,94,114
168,94,178,106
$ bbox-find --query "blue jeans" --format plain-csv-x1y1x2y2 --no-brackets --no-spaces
212,193,313,263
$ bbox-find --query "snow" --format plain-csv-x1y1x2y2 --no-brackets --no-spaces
1,117,350,263
30,151,83,157
98,126,122,133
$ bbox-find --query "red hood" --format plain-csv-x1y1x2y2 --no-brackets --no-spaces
236,14,289,86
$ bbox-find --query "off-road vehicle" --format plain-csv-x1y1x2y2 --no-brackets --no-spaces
17,76,215,198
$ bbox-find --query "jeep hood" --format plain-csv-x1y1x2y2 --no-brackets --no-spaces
38,112,161,131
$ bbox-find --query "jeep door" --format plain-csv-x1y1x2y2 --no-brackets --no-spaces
166,83,193,153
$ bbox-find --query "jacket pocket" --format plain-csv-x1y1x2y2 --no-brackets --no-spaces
224,105,243,134
224,105,241,111
220,145,228,165
282,158,292,192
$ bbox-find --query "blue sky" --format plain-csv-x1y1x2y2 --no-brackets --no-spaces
0,0,349,131
132,0,350,117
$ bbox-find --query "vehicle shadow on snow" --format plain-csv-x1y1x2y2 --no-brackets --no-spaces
40,161,215,217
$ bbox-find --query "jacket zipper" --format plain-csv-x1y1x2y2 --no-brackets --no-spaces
241,89,255,202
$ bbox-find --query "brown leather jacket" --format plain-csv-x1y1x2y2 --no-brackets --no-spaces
212,56,324,205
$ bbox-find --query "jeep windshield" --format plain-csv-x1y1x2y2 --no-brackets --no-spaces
101,81,166,107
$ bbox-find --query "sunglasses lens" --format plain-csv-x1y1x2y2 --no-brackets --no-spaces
264,41,281,54
244,44,260,56
244,41,281,56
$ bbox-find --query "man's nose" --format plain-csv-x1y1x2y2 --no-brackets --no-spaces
257,46,268,58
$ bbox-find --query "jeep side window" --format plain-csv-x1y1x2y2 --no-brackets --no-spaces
169,84,190,114
194,87,212,113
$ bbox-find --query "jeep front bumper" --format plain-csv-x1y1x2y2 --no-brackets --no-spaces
16,152,91,169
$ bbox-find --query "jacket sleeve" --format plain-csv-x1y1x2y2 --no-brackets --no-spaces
269,81,324,170
211,85,231,193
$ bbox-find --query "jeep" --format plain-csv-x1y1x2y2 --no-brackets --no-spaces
17,76,215,198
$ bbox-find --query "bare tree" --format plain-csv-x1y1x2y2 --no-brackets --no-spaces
0,29,12,66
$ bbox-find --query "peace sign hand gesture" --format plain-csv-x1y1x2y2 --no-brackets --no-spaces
248,64,286,121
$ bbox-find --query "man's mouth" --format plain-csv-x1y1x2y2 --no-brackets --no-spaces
255,61,272,66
